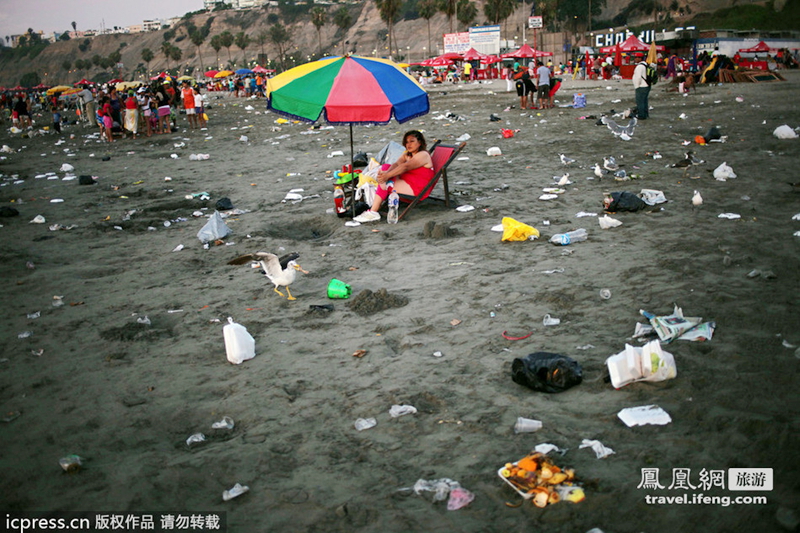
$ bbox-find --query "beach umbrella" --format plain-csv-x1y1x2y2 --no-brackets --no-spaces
252,65,269,74
215,70,234,78
205,69,219,77
266,54,429,216
437,52,464,60
646,41,658,64
422,57,454,67
46,85,72,95
108,78,124,84
235,68,254,76
73,78,93,86
177,76,195,82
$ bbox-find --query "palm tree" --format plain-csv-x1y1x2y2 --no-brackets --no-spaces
234,31,251,67
333,7,352,56
457,0,478,28
268,24,291,72
210,35,222,67
161,41,172,70
311,7,326,57
142,48,154,76
190,30,206,72
255,30,269,65
418,0,437,58
375,0,402,58
219,31,234,66
438,0,457,33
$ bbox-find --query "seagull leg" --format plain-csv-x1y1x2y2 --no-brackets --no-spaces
273,287,286,298
285,286,296,301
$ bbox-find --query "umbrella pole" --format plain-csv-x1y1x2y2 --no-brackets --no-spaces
350,123,356,219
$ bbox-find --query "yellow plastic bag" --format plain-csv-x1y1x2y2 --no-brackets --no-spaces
501,217,539,242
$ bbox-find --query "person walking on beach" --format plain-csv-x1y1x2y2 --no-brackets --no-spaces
536,60,552,109
633,60,651,119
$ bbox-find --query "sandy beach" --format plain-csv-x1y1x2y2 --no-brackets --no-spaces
1,72,799,533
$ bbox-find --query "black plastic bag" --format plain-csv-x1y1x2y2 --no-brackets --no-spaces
511,352,583,393
216,197,234,211
352,152,369,168
605,191,647,212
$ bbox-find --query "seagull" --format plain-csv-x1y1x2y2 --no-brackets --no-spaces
228,252,308,301
559,153,576,166
555,173,572,186
594,164,611,179
672,151,703,177
603,156,619,171
692,190,703,206
601,116,637,139
614,169,628,181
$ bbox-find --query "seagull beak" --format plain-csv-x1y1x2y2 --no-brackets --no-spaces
293,263,309,274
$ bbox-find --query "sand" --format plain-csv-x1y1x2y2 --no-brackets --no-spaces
1,72,799,533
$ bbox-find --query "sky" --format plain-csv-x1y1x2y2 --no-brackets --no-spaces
0,0,203,40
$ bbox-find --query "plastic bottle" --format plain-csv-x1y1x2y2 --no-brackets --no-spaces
387,190,399,224
333,186,345,214
549,228,587,245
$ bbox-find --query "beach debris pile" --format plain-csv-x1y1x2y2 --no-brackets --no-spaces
498,451,584,507
401,478,475,511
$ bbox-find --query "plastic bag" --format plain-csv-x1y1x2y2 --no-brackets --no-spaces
377,141,406,165
197,211,231,243
223,317,255,364
511,352,583,393
713,162,737,180
501,217,539,242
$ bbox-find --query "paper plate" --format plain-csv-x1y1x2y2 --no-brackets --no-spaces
539,194,559,201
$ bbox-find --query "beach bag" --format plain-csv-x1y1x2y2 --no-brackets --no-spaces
511,352,583,393
572,93,586,108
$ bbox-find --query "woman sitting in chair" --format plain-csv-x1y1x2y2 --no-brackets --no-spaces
354,130,434,223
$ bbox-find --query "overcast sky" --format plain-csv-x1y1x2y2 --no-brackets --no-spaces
0,0,203,40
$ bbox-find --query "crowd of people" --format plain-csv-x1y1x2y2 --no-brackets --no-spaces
0,78,212,141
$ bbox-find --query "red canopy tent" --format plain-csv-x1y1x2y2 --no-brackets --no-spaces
73,78,93,86
460,48,486,61
599,35,665,54
437,51,464,60
501,44,553,59
738,41,774,53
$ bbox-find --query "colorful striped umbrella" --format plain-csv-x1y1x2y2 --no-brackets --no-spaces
266,55,429,125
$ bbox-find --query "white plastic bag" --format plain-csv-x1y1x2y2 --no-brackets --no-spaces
197,211,231,243
223,317,255,364
713,162,737,180
773,125,798,139
605,339,677,388
598,214,623,229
